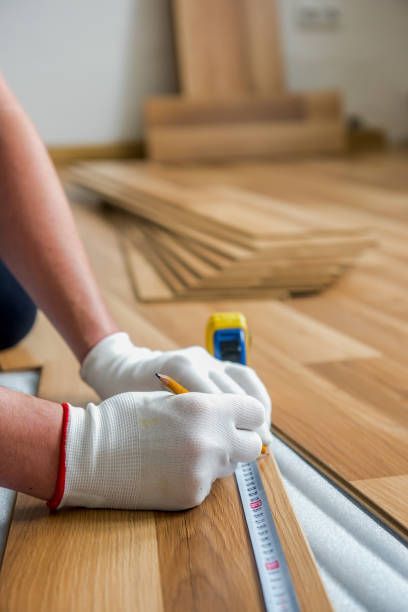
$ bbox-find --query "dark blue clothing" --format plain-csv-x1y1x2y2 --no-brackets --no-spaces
0,261,37,350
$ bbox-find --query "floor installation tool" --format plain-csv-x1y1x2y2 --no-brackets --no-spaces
206,312,299,612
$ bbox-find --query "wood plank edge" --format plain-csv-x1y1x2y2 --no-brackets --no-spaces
272,427,408,543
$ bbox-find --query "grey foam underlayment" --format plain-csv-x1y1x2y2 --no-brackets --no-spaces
0,370,407,610
274,435,408,612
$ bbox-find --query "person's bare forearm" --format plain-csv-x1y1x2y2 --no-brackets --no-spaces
0,75,117,362
0,388,62,499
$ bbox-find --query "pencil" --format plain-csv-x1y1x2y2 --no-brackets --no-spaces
155,372,268,455
155,372,189,395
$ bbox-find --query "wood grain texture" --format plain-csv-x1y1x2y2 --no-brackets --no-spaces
0,496,164,612
121,237,174,302
352,476,408,530
138,301,408,484
145,91,345,162
147,119,345,163
173,0,285,97
121,152,408,536
70,162,371,246
0,450,329,611
1,153,407,609
0,201,330,610
145,94,305,126
144,91,341,126
69,161,371,301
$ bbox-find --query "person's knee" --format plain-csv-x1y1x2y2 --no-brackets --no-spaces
0,262,37,350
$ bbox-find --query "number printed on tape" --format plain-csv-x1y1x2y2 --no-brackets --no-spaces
236,462,299,612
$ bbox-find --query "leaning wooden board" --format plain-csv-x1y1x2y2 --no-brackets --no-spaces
173,0,285,97
0,205,331,611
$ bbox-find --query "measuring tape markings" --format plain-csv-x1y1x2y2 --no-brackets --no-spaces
206,312,299,611
236,461,300,612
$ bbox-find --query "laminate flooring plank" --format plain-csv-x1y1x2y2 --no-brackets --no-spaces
70,166,259,251
147,119,345,163
310,358,408,432
292,292,408,367
333,265,408,323
155,458,331,611
153,161,406,239
136,299,378,366
154,511,194,611
71,162,368,246
0,496,164,612
121,238,174,302
223,163,408,226
118,211,367,300
352,476,408,531
116,207,250,261
134,299,408,535
307,153,408,193
240,301,379,364
150,228,218,278
253,347,408,480
173,0,285,98
145,91,341,128
145,94,306,127
145,92,344,165
142,228,342,289
179,477,264,611
180,236,231,268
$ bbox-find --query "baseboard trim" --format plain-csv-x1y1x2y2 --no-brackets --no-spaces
47,130,390,165
48,141,145,164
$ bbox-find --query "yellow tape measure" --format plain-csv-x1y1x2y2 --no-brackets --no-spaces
206,312,250,365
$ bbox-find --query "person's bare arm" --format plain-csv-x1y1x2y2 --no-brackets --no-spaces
0,77,273,441
0,75,117,362
0,388,62,499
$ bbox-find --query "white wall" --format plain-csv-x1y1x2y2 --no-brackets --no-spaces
278,0,408,142
1,0,407,145
0,0,177,145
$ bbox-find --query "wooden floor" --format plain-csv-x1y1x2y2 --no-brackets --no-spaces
0,152,407,611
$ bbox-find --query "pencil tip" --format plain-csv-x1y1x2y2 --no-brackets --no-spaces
155,372,162,381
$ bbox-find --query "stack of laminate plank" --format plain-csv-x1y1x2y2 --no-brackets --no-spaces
143,0,346,162
69,161,373,302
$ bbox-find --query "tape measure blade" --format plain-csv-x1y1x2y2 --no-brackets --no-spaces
235,462,300,612
208,312,298,610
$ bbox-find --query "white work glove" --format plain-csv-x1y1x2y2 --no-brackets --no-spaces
48,391,265,511
80,333,272,446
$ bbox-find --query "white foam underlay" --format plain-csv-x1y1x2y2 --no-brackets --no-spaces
274,435,408,611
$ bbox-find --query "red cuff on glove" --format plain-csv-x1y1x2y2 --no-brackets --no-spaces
47,402,70,511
